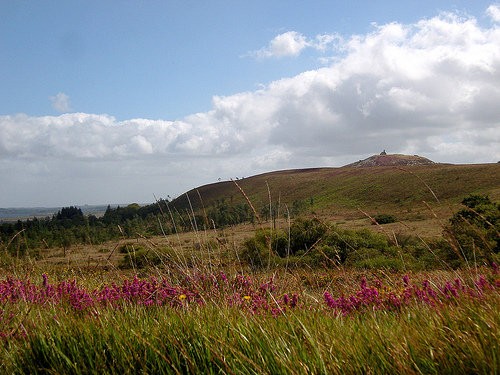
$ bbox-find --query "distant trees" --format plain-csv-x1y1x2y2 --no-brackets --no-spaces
54,206,85,227
202,199,253,228
7,196,309,252
0,206,118,254
0,198,257,254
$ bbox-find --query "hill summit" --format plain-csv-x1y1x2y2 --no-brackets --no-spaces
344,152,435,167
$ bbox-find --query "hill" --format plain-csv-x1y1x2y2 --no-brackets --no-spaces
344,153,435,167
170,157,500,219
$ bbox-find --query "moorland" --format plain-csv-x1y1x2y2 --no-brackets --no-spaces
0,155,499,374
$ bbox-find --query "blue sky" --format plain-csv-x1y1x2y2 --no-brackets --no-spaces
2,0,495,120
1,1,499,207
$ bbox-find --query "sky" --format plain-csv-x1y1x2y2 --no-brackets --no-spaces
1,1,499,207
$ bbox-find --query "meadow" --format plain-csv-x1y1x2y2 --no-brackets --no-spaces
0,163,499,374
0,262,498,374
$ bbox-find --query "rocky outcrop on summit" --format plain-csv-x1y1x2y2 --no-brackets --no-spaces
345,154,435,168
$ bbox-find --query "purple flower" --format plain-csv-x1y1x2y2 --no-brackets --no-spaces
360,277,367,290
42,274,48,288
324,291,336,308
402,274,410,287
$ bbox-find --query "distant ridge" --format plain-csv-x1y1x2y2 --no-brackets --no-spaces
344,153,435,168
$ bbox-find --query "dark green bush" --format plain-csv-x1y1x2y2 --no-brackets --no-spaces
445,194,499,265
373,214,397,224
241,220,404,269
119,246,172,269
289,218,327,254
241,218,328,268
240,206,500,270
241,229,284,268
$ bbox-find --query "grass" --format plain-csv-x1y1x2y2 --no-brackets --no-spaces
172,163,500,214
0,266,498,374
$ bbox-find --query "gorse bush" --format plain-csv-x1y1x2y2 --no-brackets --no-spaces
240,229,284,268
373,213,397,224
445,194,500,266
242,220,407,270
119,246,175,269
241,218,328,269
242,195,500,270
289,218,328,254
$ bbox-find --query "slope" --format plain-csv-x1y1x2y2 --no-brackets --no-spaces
170,162,500,218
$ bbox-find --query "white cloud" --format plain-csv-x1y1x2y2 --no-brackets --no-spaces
0,113,195,160
2,7,500,205
49,92,72,112
486,4,500,22
2,10,498,165
250,31,309,58
247,31,342,59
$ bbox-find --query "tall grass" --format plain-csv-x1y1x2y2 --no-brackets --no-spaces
2,291,498,374
0,266,498,374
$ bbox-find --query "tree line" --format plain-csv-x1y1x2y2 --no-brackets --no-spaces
0,198,265,254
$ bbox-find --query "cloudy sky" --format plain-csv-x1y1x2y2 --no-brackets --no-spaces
1,1,499,207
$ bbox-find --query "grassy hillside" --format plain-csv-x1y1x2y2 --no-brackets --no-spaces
172,163,500,218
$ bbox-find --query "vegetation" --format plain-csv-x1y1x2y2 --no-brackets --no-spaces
0,164,499,373
445,194,499,264
0,199,256,254
169,163,500,213
373,213,397,224
2,163,499,254
241,195,499,271
0,267,498,373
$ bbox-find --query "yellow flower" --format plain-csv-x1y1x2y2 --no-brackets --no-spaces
243,295,251,301
179,294,187,301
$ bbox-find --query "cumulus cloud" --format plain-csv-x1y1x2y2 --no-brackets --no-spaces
0,114,194,160
486,4,500,22
50,92,72,112
247,31,341,59
2,7,500,205
249,31,309,58
2,10,499,166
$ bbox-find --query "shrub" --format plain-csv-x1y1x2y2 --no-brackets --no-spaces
241,229,283,269
445,194,499,265
118,242,144,254
241,218,329,268
241,220,404,269
119,246,172,269
373,214,397,224
289,218,327,254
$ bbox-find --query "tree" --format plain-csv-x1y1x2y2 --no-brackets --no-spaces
54,206,85,227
